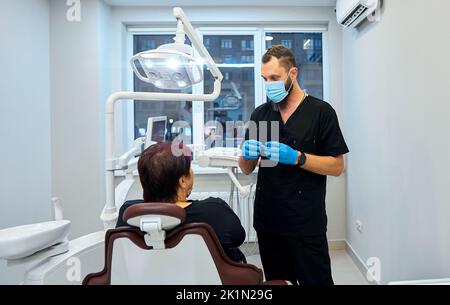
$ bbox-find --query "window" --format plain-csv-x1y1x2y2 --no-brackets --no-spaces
221,39,232,49
240,55,254,63
133,35,193,143
281,39,292,49
303,38,313,50
204,37,211,49
266,32,323,99
131,29,324,150
241,39,254,51
223,54,233,63
204,35,255,148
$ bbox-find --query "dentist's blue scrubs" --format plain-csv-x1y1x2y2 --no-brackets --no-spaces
246,95,349,285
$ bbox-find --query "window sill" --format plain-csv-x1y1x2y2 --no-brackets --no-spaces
192,164,258,175
114,164,258,177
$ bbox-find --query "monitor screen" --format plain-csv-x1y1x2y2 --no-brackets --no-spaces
152,120,166,143
145,116,167,149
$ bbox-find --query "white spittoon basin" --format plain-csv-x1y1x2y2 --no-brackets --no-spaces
0,220,71,260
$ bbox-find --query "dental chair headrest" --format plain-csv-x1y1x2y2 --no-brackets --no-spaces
123,202,186,229
123,203,186,249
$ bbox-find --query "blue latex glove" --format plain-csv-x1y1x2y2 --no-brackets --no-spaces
242,140,263,160
263,141,299,165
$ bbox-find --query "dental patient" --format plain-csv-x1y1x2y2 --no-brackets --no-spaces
116,142,247,263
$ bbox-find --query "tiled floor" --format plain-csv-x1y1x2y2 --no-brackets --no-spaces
246,250,368,285
329,250,369,285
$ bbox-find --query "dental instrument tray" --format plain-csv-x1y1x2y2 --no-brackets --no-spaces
197,147,242,168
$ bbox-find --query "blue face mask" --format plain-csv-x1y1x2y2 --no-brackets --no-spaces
265,71,294,104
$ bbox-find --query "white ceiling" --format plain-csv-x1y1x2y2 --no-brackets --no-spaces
104,0,337,7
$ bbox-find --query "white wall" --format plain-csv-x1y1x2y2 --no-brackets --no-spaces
343,0,450,284
109,5,347,241
98,0,112,222
50,0,111,239
0,0,51,284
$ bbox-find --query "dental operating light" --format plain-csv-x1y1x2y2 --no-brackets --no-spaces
130,18,203,90
102,7,223,229
131,43,203,90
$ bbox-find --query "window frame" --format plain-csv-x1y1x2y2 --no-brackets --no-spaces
262,26,330,103
196,27,262,150
123,25,329,158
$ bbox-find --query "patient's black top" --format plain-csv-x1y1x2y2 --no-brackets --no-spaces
116,198,247,263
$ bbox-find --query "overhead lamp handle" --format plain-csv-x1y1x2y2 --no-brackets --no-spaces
173,7,223,82
174,19,185,44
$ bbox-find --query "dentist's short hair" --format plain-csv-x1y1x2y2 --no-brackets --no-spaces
262,45,297,71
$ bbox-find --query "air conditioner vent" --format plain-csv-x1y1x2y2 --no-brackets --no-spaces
342,4,369,27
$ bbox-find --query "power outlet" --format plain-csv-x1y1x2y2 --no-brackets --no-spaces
356,220,363,233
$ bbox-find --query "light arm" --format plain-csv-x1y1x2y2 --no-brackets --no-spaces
173,7,223,82
101,8,223,229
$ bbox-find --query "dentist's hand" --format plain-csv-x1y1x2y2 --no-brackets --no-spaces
263,141,299,165
242,140,263,160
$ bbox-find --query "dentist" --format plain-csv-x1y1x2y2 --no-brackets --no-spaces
239,45,349,285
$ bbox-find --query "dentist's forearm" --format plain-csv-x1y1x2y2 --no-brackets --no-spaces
300,153,345,177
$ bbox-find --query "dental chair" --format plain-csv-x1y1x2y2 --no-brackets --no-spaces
83,203,285,285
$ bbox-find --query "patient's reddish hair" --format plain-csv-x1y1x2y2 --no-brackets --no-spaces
138,142,192,203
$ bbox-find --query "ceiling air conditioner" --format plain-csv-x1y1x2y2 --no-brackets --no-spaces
336,0,380,28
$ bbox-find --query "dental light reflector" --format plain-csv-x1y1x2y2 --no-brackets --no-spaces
131,43,203,90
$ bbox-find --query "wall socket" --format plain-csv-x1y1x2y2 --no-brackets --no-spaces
356,220,363,233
